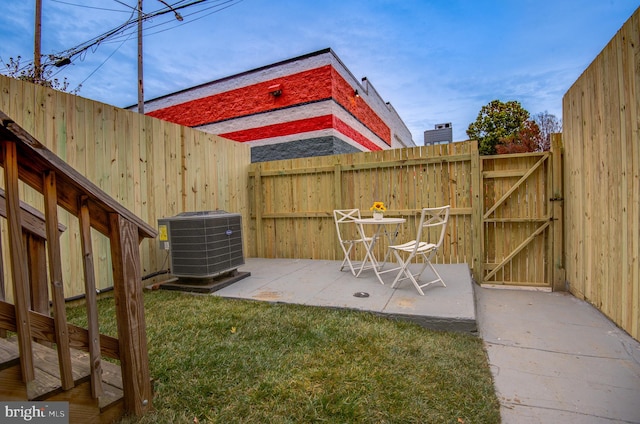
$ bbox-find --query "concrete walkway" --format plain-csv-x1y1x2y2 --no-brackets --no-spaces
209,258,640,423
476,287,640,423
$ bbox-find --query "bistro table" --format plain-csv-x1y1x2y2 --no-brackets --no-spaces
354,216,406,284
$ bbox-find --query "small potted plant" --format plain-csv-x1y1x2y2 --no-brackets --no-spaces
370,201,386,220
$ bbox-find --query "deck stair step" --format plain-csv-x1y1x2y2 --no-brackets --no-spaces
0,336,123,410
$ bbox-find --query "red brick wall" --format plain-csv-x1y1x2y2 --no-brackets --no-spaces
330,67,390,145
147,65,390,148
333,116,382,151
219,115,383,151
147,66,331,126
220,115,334,142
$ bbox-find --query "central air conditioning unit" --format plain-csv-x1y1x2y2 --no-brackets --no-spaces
158,211,244,279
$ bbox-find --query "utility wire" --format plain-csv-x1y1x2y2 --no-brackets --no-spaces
176,0,242,25
69,7,137,89
50,0,132,13
5,0,223,74
111,0,138,11
8,0,242,85
48,0,210,63
74,31,134,91
104,0,242,42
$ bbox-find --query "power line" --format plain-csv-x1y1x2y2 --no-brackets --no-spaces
163,0,243,26
1,1,136,74
104,0,243,42
4,0,244,98
46,0,213,66
50,0,133,13
111,0,138,11
74,31,134,91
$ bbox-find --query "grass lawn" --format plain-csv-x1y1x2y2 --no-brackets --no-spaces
66,290,500,423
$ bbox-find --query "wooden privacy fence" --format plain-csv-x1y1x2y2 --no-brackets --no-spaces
249,142,474,264
248,139,564,288
0,75,251,299
562,7,640,340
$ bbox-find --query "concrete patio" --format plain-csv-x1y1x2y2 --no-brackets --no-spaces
215,257,476,333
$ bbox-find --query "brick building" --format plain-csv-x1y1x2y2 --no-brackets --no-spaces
141,48,415,162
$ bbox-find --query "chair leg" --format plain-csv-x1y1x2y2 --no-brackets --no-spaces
389,250,403,287
390,250,414,289
391,263,426,295
424,260,446,288
339,242,357,275
339,255,352,273
391,256,446,296
403,264,426,295
341,242,373,277
412,260,446,294
355,244,376,278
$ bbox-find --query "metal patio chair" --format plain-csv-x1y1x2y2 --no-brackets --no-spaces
333,209,374,276
388,205,450,295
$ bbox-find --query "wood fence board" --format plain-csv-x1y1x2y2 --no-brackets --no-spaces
631,11,640,339
563,7,640,340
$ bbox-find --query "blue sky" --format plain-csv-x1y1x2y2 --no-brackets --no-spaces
0,0,637,142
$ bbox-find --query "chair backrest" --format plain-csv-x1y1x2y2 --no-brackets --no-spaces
415,205,450,252
333,209,361,243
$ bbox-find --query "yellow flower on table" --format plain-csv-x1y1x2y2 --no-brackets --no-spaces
370,201,387,212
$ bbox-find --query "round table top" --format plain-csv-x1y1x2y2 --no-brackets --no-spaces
355,217,406,224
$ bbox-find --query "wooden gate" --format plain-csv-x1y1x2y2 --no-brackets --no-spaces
477,137,564,289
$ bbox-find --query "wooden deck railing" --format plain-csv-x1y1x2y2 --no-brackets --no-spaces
0,111,157,417
0,188,66,341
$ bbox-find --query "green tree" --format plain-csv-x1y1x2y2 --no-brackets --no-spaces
467,100,533,155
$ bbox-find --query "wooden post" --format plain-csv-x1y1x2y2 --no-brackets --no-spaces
43,170,74,390
470,141,483,284
2,141,34,382
334,163,342,209
79,195,104,398
254,165,264,257
551,133,566,291
109,213,152,416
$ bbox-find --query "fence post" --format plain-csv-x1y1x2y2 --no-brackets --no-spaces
470,141,483,284
334,163,342,209
254,165,264,257
551,133,566,291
